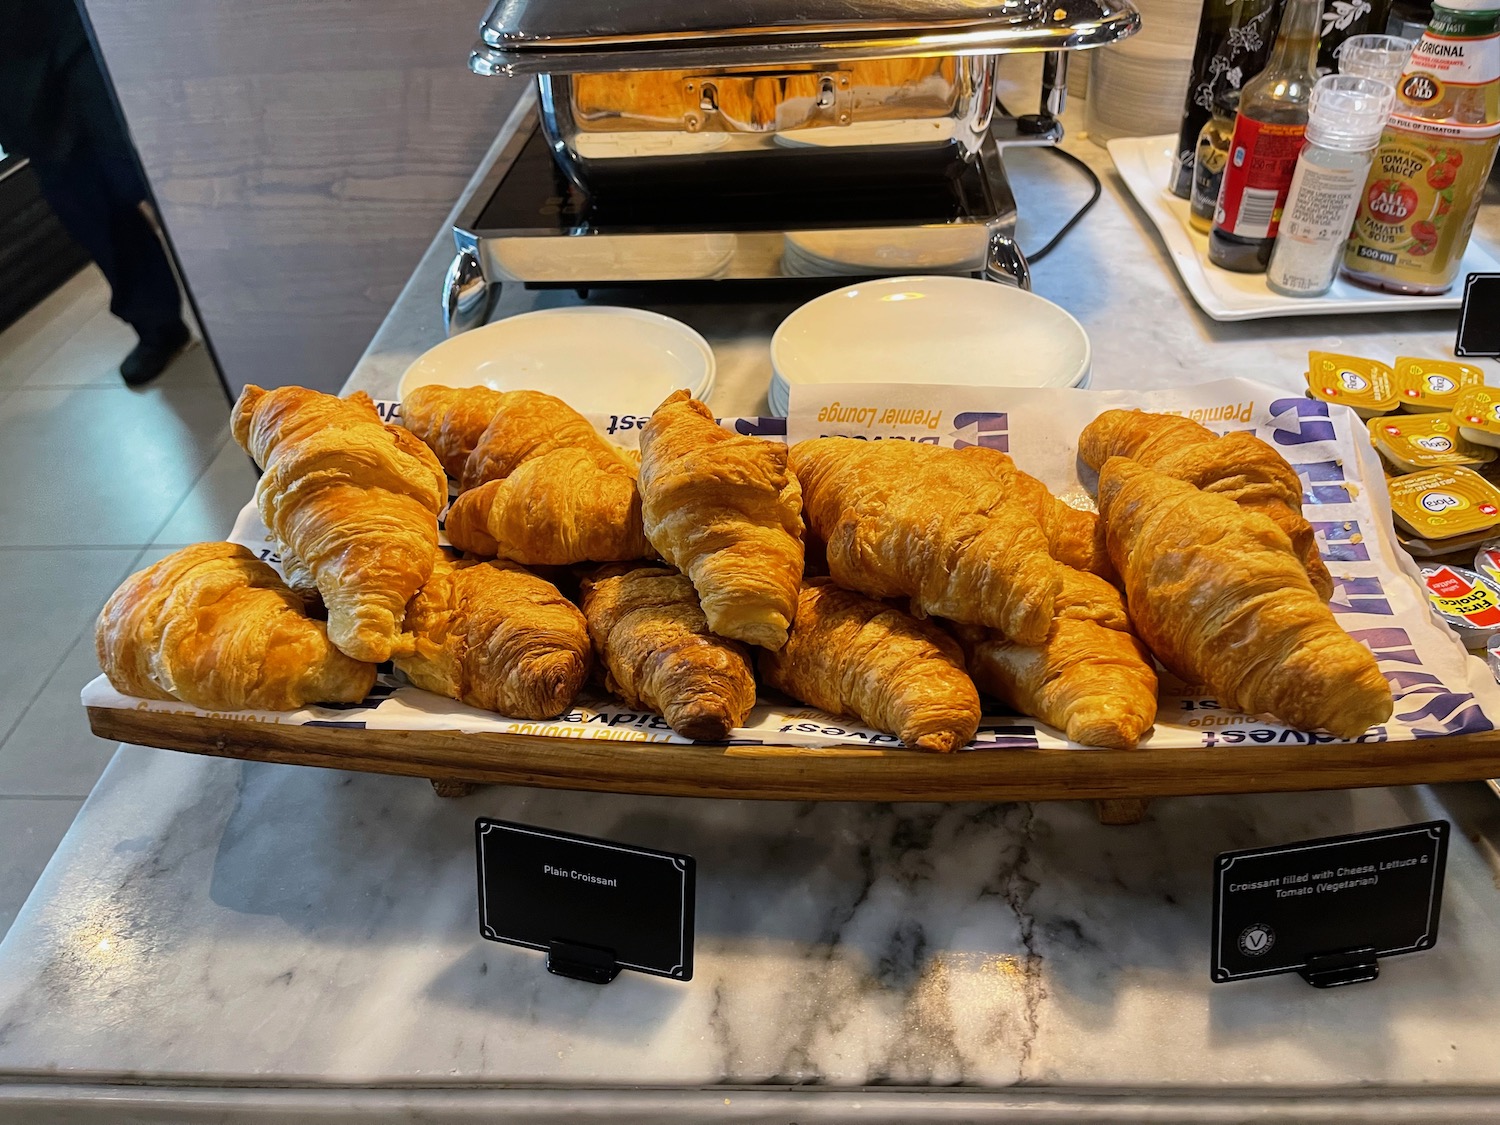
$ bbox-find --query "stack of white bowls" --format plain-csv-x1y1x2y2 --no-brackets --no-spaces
1083,0,1199,144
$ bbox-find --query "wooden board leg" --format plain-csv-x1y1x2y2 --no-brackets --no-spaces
1094,797,1150,826
430,779,482,799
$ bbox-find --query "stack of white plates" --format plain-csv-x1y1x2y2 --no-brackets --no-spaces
1081,0,1198,144
782,227,986,278
772,118,957,150
397,306,715,414
767,276,1091,417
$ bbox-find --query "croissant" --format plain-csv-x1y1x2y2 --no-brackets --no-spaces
638,390,804,649
231,385,447,663
580,564,757,740
957,446,1113,579
459,389,633,491
95,543,376,710
1079,409,1332,599
1097,457,1391,738
445,447,652,565
790,438,1061,644
396,554,590,718
760,581,981,752
960,568,1158,749
401,384,506,479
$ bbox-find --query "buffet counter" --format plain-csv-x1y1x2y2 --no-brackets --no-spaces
3,85,1500,1123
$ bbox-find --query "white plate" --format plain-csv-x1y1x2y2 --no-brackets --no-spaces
398,307,715,413
771,276,1091,391
1107,133,1500,322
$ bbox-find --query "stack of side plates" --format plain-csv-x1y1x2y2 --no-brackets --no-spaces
781,228,986,279
768,276,1091,416
397,306,715,414
769,371,790,416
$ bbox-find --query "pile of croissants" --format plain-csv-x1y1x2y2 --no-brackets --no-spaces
93,383,1395,750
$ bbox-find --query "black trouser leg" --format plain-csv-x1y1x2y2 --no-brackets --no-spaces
29,141,183,344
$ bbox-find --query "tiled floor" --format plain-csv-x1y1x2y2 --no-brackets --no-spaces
0,268,255,937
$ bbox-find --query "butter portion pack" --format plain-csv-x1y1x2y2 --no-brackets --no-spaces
1394,357,1485,413
1453,387,1500,449
1368,413,1496,474
1387,466,1500,542
1305,353,1397,419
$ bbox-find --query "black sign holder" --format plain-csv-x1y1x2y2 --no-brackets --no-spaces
547,938,620,985
1212,820,1448,988
1297,946,1379,989
475,818,695,984
1456,272,1500,358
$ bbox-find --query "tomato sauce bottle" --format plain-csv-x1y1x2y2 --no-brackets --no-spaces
1343,0,1500,294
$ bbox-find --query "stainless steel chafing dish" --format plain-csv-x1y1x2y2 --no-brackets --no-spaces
444,0,1139,333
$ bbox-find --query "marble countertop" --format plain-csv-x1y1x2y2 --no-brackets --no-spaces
3,754,1500,1122
5,60,1500,1124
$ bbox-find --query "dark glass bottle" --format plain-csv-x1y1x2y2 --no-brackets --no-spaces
1169,0,1286,197
1208,0,1324,271
1191,90,1241,231
1318,0,1398,70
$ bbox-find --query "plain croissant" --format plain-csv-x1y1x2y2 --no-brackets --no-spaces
1097,457,1391,738
96,543,376,710
401,384,506,479
958,445,1113,580
231,385,447,663
458,389,633,491
790,437,1062,644
396,553,591,718
639,390,804,649
760,581,981,752
581,564,757,740
960,568,1158,749
1079,409,1332,599
445,447,652,565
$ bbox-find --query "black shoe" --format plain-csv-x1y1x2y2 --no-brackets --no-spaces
121,323,191,387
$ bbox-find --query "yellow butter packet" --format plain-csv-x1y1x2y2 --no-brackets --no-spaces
1452,387,1500,449
1306,352,1397,419
1395,357,1485,413
1387,466,1500,541
1368,413,1496,474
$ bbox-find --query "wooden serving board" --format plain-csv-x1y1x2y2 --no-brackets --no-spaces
88,706,1500,805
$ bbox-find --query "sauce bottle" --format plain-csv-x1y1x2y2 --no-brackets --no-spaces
1267,75,1395,295
1191,91,1240,232
1209,0,1326,272
1342,0,1500,294
1170,0,1285,198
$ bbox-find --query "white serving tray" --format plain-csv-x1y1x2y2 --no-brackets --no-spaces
1107,133,1500,322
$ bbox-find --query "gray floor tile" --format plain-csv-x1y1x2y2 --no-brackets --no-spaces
0,268,108,391
20,304,139,389
151,435,259,546
0,549,141,743
0,362,230,547
0,636,119,798
0,797,85,939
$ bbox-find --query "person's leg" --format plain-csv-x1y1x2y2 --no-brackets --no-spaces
93,143,186,348
29,142,188,383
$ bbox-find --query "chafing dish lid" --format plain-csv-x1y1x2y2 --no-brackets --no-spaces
480,0,1044,52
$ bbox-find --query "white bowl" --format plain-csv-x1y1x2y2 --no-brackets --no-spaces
398,307,715,413
771,276,1091,392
